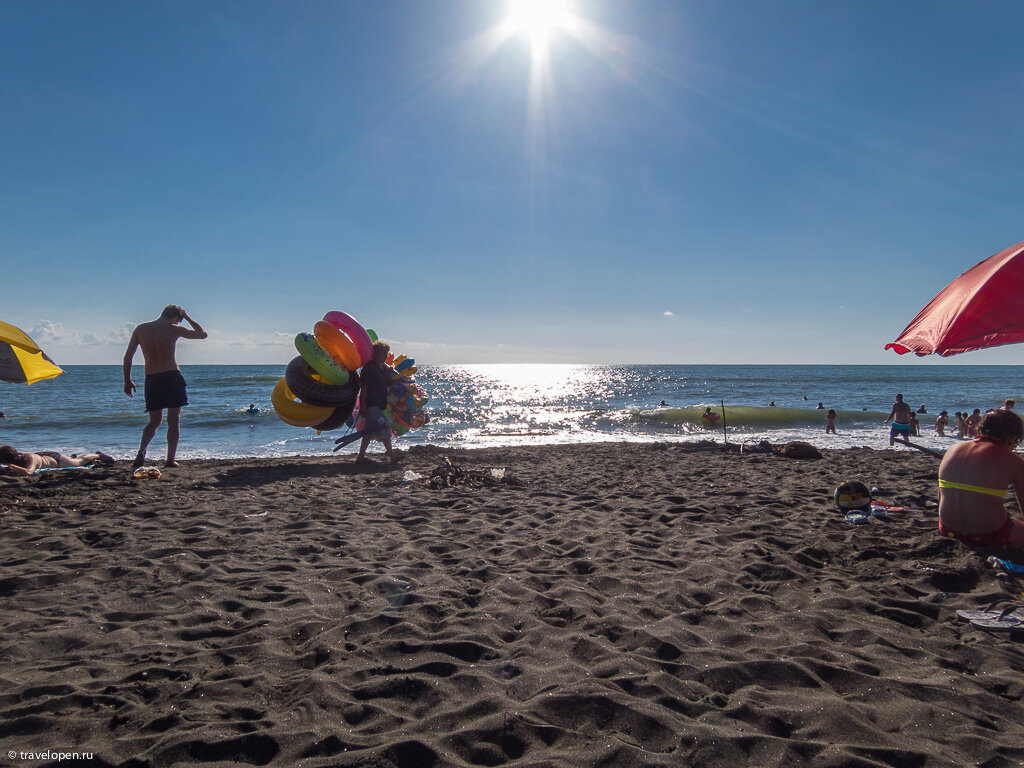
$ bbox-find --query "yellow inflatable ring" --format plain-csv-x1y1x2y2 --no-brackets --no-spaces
271,378,334,427
313,321,362,373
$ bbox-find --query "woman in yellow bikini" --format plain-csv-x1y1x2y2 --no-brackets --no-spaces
938,409,1024,549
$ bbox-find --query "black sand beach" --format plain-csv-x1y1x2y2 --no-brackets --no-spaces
2,443,1023,767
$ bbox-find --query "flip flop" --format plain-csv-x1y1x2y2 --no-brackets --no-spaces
987,556,1024,574
956,607,1024,622
970,614,1024,631
869,504,892,520
868,501,901,514
845,511,870,524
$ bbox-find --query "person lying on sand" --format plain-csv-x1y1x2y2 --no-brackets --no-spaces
938,409,1024,549
0,445,114,476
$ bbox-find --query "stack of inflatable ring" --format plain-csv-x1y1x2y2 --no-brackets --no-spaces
271,311,373,431
385,375,429,436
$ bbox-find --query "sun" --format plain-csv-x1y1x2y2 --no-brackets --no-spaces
504,0,572,47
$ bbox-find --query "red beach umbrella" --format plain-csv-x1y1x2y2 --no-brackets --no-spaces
886,240,1024,357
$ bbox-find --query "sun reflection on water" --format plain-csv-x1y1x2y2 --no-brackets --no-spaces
447,364,612,439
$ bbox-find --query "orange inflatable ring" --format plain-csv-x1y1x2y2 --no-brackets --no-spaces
313,321,362,373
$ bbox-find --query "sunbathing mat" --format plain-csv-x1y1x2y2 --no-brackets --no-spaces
2,443,1023,767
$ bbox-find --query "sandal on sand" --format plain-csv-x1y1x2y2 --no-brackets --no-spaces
956,605,1024,623
845,510,870,524
970,614,1024,632
954,610,1019,622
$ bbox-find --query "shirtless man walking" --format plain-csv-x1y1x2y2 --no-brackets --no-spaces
883,392,914,447
123,305,207,469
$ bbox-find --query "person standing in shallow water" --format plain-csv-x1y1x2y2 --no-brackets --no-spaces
123,305,207,469
825,409,837,434
883,393,914,446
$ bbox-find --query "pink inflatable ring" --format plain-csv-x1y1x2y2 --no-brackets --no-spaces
322,311,373,367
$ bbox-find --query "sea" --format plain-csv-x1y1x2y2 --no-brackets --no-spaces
1,364,1021,460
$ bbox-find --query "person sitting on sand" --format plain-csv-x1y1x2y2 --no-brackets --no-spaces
0,445,114,476
934,411,948,436
938,409,1024,549
883,393,914,446
825,409,836,434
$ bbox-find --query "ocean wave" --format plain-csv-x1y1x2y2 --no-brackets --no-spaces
631,405,887,430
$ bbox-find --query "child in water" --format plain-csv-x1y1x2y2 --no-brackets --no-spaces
825,409,836,434
966,409,982,438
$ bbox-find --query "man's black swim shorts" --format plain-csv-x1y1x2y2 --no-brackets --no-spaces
144,370,189,412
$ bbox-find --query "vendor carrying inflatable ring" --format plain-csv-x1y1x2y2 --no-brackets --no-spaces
355,340,399,463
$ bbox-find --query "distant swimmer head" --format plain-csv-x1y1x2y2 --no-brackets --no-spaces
834,480,872,512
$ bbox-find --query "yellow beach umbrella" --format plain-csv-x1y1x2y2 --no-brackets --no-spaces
0,320,64,385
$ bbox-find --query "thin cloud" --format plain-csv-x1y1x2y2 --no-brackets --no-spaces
30,320,133,347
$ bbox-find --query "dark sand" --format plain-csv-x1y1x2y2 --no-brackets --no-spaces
2,442,1024,768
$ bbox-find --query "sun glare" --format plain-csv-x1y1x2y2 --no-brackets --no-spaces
504,0,572,46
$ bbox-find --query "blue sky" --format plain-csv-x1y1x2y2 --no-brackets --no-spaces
4,0,1024,366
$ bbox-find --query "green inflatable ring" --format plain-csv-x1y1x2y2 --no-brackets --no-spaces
294,333,349,385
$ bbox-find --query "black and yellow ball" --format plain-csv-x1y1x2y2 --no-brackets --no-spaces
834,480,872,511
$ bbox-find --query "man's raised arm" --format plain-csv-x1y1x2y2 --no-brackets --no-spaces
178,311,208,340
